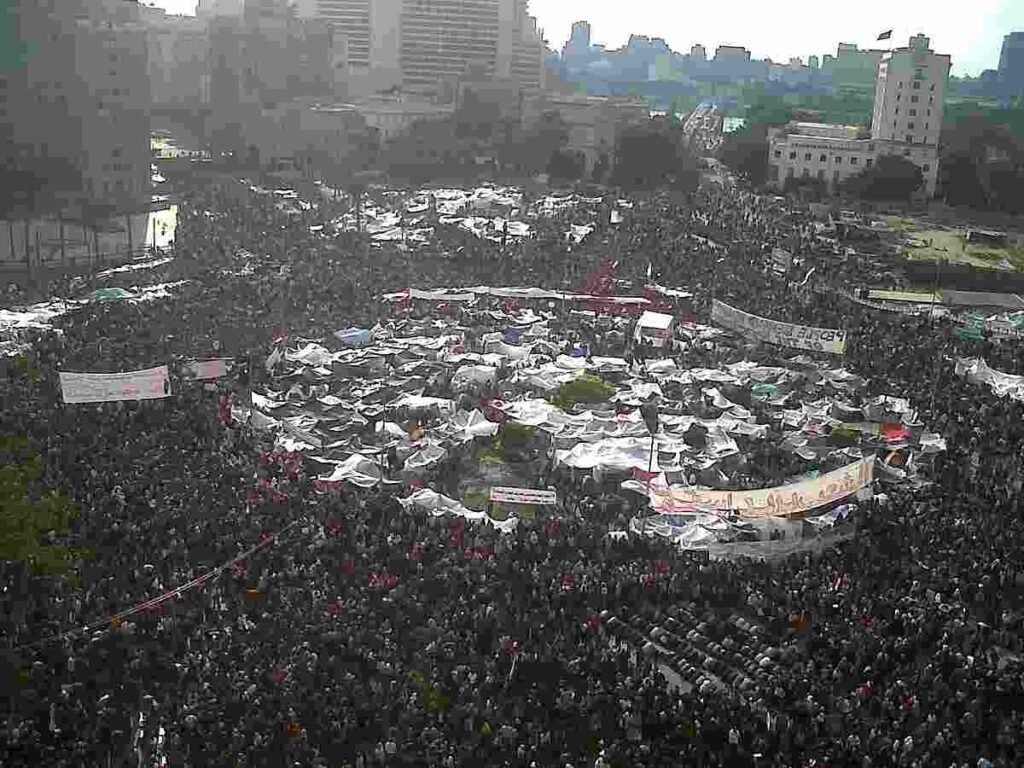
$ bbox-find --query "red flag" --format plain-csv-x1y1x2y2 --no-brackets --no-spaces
587,612,602,631
640,573,656,589
325,599,341,616
256,477,273,493
272,327,288,344
231,560,246,577
270,489,289,505
409,544,424,562
858,681,876,699
325,518,342,536
340,559,356,575
545,518,561,536
503,639,520,657
560,573,575,590
260,532,275,547
270,668,289,685
436,301,451,315
632,467,658,482
880,423,910,442
245,489,262,506
900,695,917,712
858,613,875,630
654,559,671,574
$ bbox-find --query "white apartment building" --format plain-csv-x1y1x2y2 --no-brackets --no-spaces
768,34,949,197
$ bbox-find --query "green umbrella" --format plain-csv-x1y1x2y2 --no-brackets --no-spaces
91,287,133,302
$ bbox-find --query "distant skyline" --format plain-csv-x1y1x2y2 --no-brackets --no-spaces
144,0,1023,77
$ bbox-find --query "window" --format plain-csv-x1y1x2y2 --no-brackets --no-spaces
930,83,935,91
835,156,842,164
898,81,902,88
897,94,901,101
908,122,915,129
112,147,122,158
804,152,812,161
923,164,931,172
905,135,913,143
925,123,929,131
820,154,827,162
913,81,921,89
833,170,840,181
909,109,917,116
868,144,875,152
802,168,810,178
774,150,781,158
789,151,796,160
817,169,825,180
896,107,900,114
850,157,859,165
911,95,919,103
786,167,794,178
866,158,873,167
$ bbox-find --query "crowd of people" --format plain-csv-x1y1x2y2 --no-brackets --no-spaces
1,171,1022,768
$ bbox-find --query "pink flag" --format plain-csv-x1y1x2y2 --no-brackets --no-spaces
503,639,520,657
270,668,289,685
231,560,246,577
260,532,275,547
587,612,602,631
640,573,656,589
545,518,561,536
560,573,575,590
326,599,341,616
409,545,424,562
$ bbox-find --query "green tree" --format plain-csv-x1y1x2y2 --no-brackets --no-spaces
718,122,769,186
843,154,923,201
0,435,84,574
612,120,699,192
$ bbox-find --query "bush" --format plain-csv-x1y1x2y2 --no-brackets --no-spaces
549,374,615,411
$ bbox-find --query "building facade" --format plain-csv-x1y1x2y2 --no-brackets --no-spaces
768,34,949,198
2,0,151,214
140,7,210,108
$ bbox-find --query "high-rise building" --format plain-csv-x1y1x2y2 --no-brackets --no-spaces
808,55,820,70
399,0,501,92
140,6,210,108
563,20,590,57
998,31,1024,96
690,44,706,60
871,34,950,149
2,0,151,213
497,0,546,93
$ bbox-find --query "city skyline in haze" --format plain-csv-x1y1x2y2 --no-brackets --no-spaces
143,0,1023,77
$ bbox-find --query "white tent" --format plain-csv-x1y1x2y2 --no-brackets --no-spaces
635,311,675,348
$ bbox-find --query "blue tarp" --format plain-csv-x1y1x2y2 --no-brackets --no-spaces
334,328,371,346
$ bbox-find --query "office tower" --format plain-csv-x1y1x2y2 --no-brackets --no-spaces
998,31,1024,96
690,44,706,60
871,34,950,149
1,0,151,212
399,0,500,92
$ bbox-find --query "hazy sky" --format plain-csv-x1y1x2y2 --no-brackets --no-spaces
147,0,1023,76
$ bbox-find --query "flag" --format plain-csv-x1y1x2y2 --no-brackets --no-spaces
325,599,341,616
271,668,289,685
877,29,892,41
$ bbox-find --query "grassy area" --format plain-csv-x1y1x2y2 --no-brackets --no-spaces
895,223,1024,272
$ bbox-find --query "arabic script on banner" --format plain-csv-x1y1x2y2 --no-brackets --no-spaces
59,366,171,404
490,487,558,505
712,300,847,355
650,456,874,519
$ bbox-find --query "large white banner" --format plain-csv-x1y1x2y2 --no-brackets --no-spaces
185,358,230,380
490,487,558,505
955,357,1024,400
712,300,847,355
650,456,874,519
59,366,171,404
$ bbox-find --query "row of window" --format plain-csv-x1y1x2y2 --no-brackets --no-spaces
896,93,934,104
776,153,932,174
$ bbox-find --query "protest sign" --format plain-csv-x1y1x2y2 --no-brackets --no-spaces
59,366,171,404
711,300,847,355
185,359,230,380
490,487,557,505
650,456,874,519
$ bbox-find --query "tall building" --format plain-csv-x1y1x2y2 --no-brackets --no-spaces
871,34,950,149
998,31,1024,95
140,6,210,108
768,34,950,197
399,0,500,92
497,0,546,93
808,55,820,70
690,44,706,60
563,20,591,57
2,0,151,214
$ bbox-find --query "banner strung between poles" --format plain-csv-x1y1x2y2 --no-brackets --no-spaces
711,300,847,355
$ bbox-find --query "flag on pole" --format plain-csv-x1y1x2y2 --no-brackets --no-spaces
877,29,892,41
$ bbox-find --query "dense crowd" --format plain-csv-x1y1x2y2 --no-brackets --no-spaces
1,174,1022,768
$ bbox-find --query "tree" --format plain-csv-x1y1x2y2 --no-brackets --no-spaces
612,120,700,192
843,155,923,201
547,149,585,183
515,111,570,176
0,433,85,575
718,122,769,186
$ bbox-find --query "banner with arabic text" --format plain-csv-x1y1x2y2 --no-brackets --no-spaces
650,456,874,519
59,366,171,404
712,300,847,355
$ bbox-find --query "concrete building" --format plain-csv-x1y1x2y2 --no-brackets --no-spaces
196,0,244,18
496,0,546,94
871,33,949,150
563,20,591,57
2,0,151,213
399,0,501,93
824,42,886,96
690,44,707,60
808,55,820,70
140,6,210,108
998,31,1024,97
768,34,950,197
